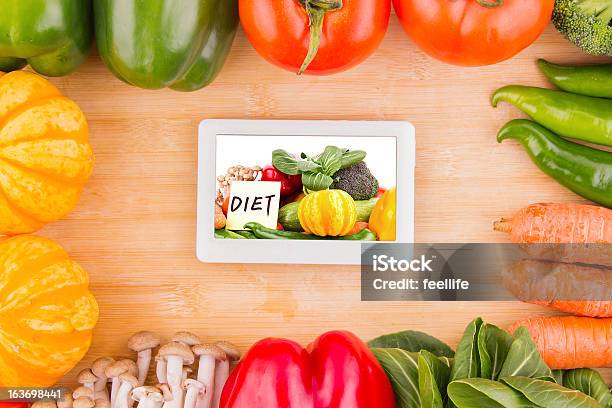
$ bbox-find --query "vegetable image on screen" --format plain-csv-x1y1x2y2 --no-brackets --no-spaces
214,136,397,241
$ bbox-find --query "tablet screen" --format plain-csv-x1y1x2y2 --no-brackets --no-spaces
213,135,397,242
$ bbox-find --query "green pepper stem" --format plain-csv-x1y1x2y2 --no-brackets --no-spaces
298,0,343,75
476,0,504,7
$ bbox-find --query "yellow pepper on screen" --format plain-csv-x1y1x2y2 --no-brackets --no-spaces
298,190,357,237
369,188,396,241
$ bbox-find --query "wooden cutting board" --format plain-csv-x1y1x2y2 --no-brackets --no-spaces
45,21,611,386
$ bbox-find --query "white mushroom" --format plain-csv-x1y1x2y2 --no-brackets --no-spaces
73,387,95,401
92,357,115,401
158,342,194,408
183,380,204,408
58,391,74,408
192,344,225,408
171,332,202,347
115,374,139,408
155,355,167,384
156,384,172,403
119,359,139,377
131,386,164,408
128,332,162,386
32,401,57,408
73,398,95,408
94,400,111,408
211,342,240,408
105,360,130,408
182,367,193,382
79,369,98,392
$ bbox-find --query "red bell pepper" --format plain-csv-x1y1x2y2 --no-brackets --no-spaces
261,165,302,197
220,330,396,408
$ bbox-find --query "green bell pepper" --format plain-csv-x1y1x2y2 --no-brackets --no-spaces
0,0,92,76
94,0,239,91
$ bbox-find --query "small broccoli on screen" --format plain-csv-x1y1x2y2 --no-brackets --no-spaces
331,161,379,201
553,0,612,56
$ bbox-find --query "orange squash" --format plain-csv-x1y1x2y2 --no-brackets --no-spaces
0,71,94,235
0,235,99,387
298,190,357,237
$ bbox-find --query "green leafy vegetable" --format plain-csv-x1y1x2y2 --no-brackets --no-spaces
498,327,554,382
271,146,367,192
562,369,612,407
502,376,602,408
448,378,538,408
318,146,344,175
271,149,301,175
301,171,334,191
478,323,513,381
418,350,451,408
371,348,421,408
368,330,455,358
450,318,483,382
340,149,367,169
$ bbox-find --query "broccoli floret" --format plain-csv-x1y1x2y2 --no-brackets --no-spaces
553,0,612,56
331,161,379,201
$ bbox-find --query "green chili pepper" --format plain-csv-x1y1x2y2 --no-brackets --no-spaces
492,85,612,147
333,229,377,241
234,230,257,239
215,229,247,239
244,222,377,240
498,119,612,208
244,223,319,240
538,59,612,99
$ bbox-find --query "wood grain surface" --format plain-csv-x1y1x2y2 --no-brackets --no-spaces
43,21,611,386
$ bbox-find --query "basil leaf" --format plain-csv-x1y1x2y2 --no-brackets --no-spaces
340,150,366,169
418,350,451,408
272,149,300,175
301,172,333,191
451,317,483,382
499,327,554,381
502,376,602,408
563,369,611,407
478,323,513,381
448,378,539,408
371,348,421,408
318,146,344,175
368,330,455,358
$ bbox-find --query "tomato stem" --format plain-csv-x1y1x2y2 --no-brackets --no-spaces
475,0,504,7
298,0,343,75
476,0,503,7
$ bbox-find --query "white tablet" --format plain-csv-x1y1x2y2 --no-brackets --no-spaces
196,119,415,264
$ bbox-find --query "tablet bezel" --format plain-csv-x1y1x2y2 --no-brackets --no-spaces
197,119,415,264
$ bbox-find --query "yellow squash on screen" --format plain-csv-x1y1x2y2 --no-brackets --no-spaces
0,71,94,235
298,190,357,237
369,188,397,241
0,235,99,387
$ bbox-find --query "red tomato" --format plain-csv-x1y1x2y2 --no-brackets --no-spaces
277,223,284,231
240,0,391,75
393,0,554,66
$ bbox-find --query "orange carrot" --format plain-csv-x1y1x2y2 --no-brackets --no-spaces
502,260,612,317
509,316,612,369
495,203,612,243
